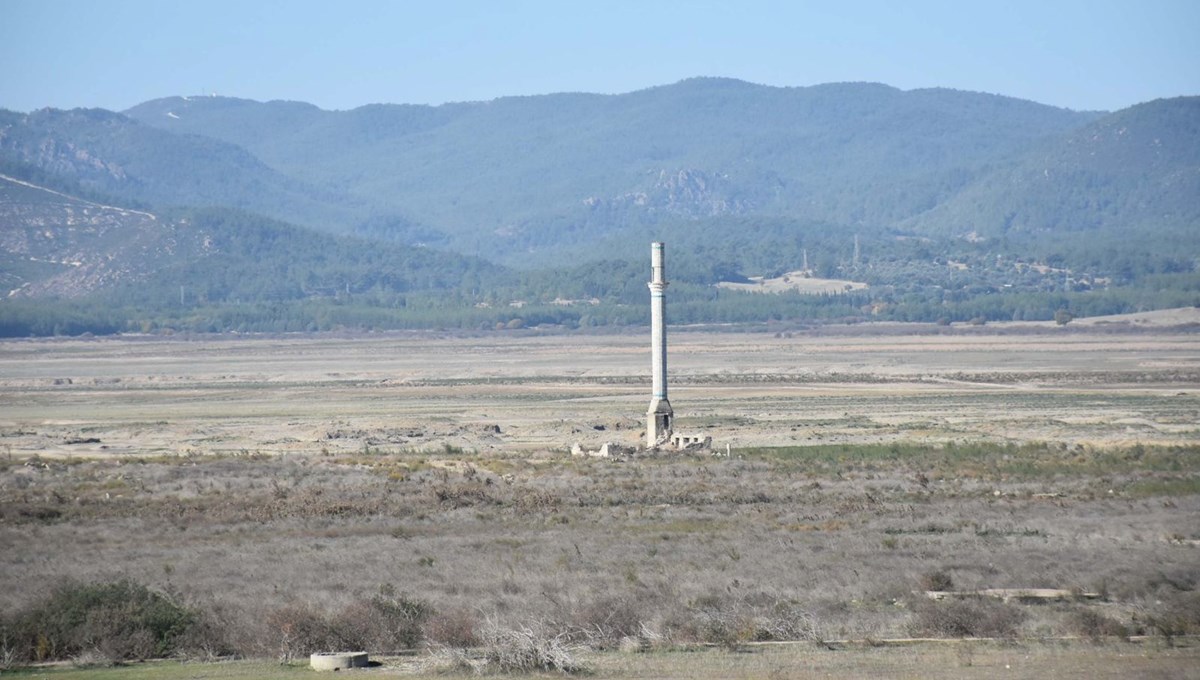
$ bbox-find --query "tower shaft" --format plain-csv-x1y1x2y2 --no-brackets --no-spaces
647,242,673,447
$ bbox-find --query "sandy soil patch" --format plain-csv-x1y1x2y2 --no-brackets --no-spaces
0,327,1196,458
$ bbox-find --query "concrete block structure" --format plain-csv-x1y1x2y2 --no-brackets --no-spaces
671,433,712,450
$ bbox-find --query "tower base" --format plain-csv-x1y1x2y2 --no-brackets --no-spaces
646,397,674,448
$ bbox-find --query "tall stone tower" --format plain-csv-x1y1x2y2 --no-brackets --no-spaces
647,242,674,447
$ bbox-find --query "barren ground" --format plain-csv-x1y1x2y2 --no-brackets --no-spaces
1,327,1196,458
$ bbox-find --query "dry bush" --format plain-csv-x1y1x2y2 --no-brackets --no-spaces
909,598,1026,639
173,609,235,660
688,595,742,649
265,591,430,661
4,438,1198,659
67,649,112,668
750,600,823,644
919,569,954,592
421,643,480,674
564,593,649,648
90,627,158,664
479,621,586,674
683,591,822,649
331,600,404,652
1142,591,1200,644
265,605,337,662
430,482,496,508
0,628,16,670
512,488,563,514
357,591,431,651
424,606,480,648
1066,608,1128,642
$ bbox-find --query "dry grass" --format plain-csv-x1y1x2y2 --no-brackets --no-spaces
1,328,1198,676
1,442,1197,658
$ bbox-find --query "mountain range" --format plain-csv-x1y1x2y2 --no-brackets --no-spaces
120,79,1117,259
0,78,1197,334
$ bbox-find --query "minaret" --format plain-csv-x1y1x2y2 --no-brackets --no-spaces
647,242,673,447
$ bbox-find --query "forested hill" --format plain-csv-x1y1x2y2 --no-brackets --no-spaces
2,79,1197,336
122,79,1103,262
904,96,1200,238
0,171,515,334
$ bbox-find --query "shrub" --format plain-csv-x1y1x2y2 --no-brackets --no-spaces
920,570,954,592
266,591,431,661
1067,608,1128,641
425,607,480,648
430,481,494,508
480,621,585,674
910,598,1026,638
266,605,337,663
1143,592,1200,644
422,644,479,674
1,580,199,663
568,593,646,647
173,609,234,660
750,600,821,643
683,591,821,649
360,591,431,651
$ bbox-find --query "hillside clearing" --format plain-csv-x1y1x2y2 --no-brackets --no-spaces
716,270,869,294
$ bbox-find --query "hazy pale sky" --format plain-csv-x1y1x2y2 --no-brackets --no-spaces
2,0,1197,113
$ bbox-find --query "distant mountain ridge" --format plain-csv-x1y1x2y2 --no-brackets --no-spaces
0,170,511,304
1,78,1197,336
118,78,1110,261
906,96,1200,237
0,107,364,231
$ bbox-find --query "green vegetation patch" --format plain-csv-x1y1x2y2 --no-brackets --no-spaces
741,442,1200,483
0,580,208,664
1123,476,1200,498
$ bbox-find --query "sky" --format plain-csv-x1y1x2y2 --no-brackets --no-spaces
2,0,1197,113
